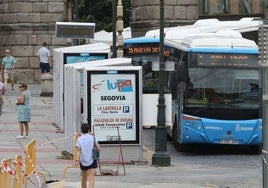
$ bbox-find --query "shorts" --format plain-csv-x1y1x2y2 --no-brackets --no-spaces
80,160,97,171
4,69,14,80
39,62,50,73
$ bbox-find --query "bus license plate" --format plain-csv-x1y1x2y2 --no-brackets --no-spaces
220,140,239,144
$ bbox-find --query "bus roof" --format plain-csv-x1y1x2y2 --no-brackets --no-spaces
124,37,159,44
166,31,258,54
145,17,263,40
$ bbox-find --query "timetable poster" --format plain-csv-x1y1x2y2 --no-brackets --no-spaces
88,70,140,144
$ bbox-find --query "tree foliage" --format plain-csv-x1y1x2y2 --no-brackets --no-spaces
76,0,131,32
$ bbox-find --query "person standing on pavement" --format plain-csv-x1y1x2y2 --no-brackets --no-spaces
0,79,5,115
1,49,16,91
74,123,100,188
36,42,52,75
16,83,31,139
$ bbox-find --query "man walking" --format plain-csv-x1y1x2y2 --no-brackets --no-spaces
36,42,52,75
1,49,16,91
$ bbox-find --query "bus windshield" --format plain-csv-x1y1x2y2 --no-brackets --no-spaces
184,67,260,120
131,56,159,93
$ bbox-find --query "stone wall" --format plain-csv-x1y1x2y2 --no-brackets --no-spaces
1,0,265,84
0,0,68,83
130,0,199,37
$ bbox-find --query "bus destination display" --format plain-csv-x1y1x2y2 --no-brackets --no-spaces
124,43,170,57
197,53,258,67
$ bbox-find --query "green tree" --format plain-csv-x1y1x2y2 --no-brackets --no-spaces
77,0,131,32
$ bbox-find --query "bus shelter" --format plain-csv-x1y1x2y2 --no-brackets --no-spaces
53,43,111,131
63,58,145,162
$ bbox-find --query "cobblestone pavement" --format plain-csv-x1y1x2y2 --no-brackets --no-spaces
0,84,261,188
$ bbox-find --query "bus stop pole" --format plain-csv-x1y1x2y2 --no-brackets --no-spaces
152,0,171,166
112,0,117,57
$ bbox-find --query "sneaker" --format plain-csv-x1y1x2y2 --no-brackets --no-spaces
16,135,24,139
24,136,29,139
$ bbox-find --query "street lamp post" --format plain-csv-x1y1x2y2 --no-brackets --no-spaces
262,3,268,186
112,0,117,57
152,0,171,166
116,0,124,57
262,2,268,185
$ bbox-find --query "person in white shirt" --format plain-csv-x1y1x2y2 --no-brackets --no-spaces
74,123,100,188
36,42,52,75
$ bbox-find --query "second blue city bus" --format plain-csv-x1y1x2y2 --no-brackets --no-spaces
165,31,262,151
124,30,262,151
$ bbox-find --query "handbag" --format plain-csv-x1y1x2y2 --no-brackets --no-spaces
92,137,99,160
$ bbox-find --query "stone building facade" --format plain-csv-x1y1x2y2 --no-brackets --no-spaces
130,0,199,37
130,0,266,37
0,0,266,83
0,0,70,83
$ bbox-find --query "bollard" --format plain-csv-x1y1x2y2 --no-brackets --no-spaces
40,73,53,96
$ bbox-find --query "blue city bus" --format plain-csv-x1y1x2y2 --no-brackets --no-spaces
124,31,262,151
124,37,160,93
165,33,262,151
124,37,171,93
